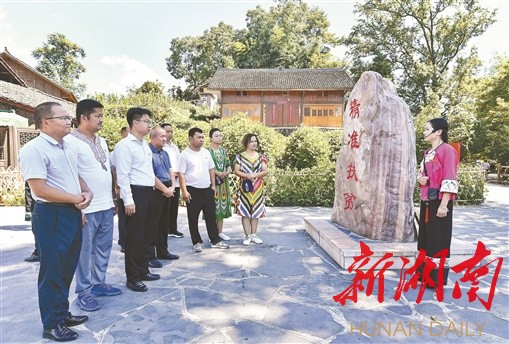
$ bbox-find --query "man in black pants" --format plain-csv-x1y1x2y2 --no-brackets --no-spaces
178,127,229,252
24,182,39,262
161,123,184,238
145,126,179,268
113,108,173,292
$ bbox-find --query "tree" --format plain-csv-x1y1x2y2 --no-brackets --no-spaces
471,56,509,164
235,0,341,69
32,33,87,97
342,0,495,116
166,0,343,96
128,80,165,95
166,22,239,97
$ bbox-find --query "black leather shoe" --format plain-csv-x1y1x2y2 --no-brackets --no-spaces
24,251,39,262
126,280,148,292
148,259,163,268
141,273,160,281
63,314,89,327
42,324,79,342
158,253,179,260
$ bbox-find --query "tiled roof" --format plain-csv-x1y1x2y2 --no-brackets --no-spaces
208,67,354,90
0,80,76,114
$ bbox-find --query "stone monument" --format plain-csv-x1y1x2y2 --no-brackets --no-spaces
331,71,416,242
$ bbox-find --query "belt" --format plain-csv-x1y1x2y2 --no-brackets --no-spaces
36,201,75,208
130,185,155,190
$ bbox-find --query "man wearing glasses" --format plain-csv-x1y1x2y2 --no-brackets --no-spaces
114,108,172,292
19,102,93,341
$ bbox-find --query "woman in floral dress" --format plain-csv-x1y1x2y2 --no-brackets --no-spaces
208,128,232,241
233,133,268,246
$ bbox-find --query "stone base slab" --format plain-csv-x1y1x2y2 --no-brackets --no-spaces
304,218,477,270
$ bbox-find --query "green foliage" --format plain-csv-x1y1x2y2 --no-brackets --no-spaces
236,0,342,69
209,114,286,167
265,162,336,206
278,126,330,169
128,80,165,95
165,0,344,94
94,92,212,150
99,115,128,151
471,56,509,164
32,33,87,97
166,22,239,95
343,0,495,116
455,165,486,204
324,129,343,162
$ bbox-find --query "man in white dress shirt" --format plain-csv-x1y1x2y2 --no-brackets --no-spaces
114,108,173,292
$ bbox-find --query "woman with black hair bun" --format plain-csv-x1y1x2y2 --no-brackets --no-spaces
417,118,459,287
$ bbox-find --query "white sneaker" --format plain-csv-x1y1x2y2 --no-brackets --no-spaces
211,241,229,249
251,234,263,244
243,235,251,246
218,233,231,241
193,243,203,252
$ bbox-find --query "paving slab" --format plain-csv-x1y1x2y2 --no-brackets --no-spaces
0,184,507,343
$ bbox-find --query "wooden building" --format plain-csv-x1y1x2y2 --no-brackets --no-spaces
0,48,77,125
0,48,77,168
207,67,354,128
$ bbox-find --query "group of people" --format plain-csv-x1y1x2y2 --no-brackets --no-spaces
18,100,269,342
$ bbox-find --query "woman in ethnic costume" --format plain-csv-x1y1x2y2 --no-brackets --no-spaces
208,128,232,241
417,118,459,287
234,133,268,246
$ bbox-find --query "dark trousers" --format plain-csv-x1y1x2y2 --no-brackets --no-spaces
144,181,172,261
117,198,126,248
186,186,220,245
168,187,180,234
33,202,82,329
125,185,154,283
25,182,37,253
418,200,453,285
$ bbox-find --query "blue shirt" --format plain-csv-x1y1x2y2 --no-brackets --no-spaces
149,143,171,182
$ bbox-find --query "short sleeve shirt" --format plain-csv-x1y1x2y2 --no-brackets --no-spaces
18,132,81,202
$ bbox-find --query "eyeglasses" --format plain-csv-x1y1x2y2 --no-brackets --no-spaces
136,119,152,125
46,116,73,121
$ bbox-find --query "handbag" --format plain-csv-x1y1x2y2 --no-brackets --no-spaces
423,153,439,200
215,176,224,186
241,179,253,192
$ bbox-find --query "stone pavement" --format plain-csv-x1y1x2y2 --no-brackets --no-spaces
0,184,507,343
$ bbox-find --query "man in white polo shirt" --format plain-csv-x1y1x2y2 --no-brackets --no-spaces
178,127,229,252
19,102,93,342
67,99,121,313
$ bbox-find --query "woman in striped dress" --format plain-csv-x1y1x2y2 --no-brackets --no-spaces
208,128,232,241
234,133,268,246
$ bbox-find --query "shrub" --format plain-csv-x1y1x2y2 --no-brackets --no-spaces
211,114,287,167
278,126,331,170
265,161,336,206
324,129,343,162
0,168,24,206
